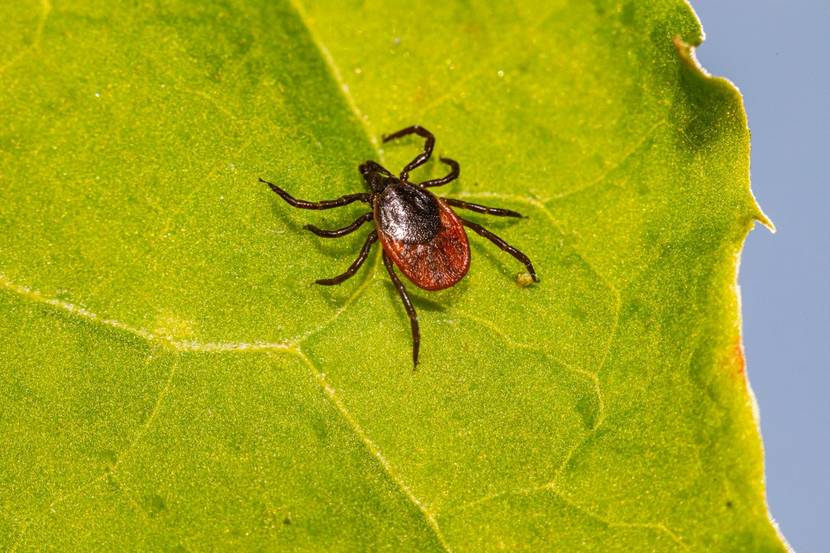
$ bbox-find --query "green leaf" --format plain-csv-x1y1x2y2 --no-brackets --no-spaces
0,0,787,550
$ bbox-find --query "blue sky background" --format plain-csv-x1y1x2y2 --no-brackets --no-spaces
692,1,830,551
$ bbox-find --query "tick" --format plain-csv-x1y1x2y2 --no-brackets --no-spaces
260,125,538,367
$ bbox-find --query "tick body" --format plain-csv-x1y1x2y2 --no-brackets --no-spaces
260,125,538,367
375,182,470,290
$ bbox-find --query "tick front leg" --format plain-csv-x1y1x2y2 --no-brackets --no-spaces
315,232,377,285
460,218,539,282
421,158,460,188
305,212,373,238
382,252,420,368
442,198,523,218
382,125,435,183
260,178,369,209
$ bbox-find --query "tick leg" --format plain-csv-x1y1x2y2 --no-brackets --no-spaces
460,218,539,282
315,232,378,285
382,252,420,368
305,212,373,238
442,198,523,218
260,178,369,209
382,125,435,183
421,158,460,188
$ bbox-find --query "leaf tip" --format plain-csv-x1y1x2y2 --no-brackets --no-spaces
755,209,776,234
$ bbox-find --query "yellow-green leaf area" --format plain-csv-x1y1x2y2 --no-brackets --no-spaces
0,0,786,551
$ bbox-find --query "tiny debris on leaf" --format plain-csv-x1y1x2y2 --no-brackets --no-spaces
516,272,536,287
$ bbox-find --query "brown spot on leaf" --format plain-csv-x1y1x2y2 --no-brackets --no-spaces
730,338,746,377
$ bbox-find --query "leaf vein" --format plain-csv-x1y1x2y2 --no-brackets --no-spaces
443,484,687,550
449,310,604,412
292,251,381,345
0,0,50,78
549,487,689,550
415,4,566,118
547,120,666,203
291,349,454,553
0,274,294,353
288,0,378,152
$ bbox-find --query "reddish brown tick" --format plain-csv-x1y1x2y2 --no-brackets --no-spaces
260,126,538,367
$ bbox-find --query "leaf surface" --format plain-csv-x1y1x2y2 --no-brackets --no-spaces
0,0,786,550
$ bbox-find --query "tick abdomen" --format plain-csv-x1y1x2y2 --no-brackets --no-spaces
376,183,441,244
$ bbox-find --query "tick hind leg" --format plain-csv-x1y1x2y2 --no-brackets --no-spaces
315,232,378,285
382,125,435,183
260,178,369,209
461,218,539,282
421,158,460,188
382,252,420,368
